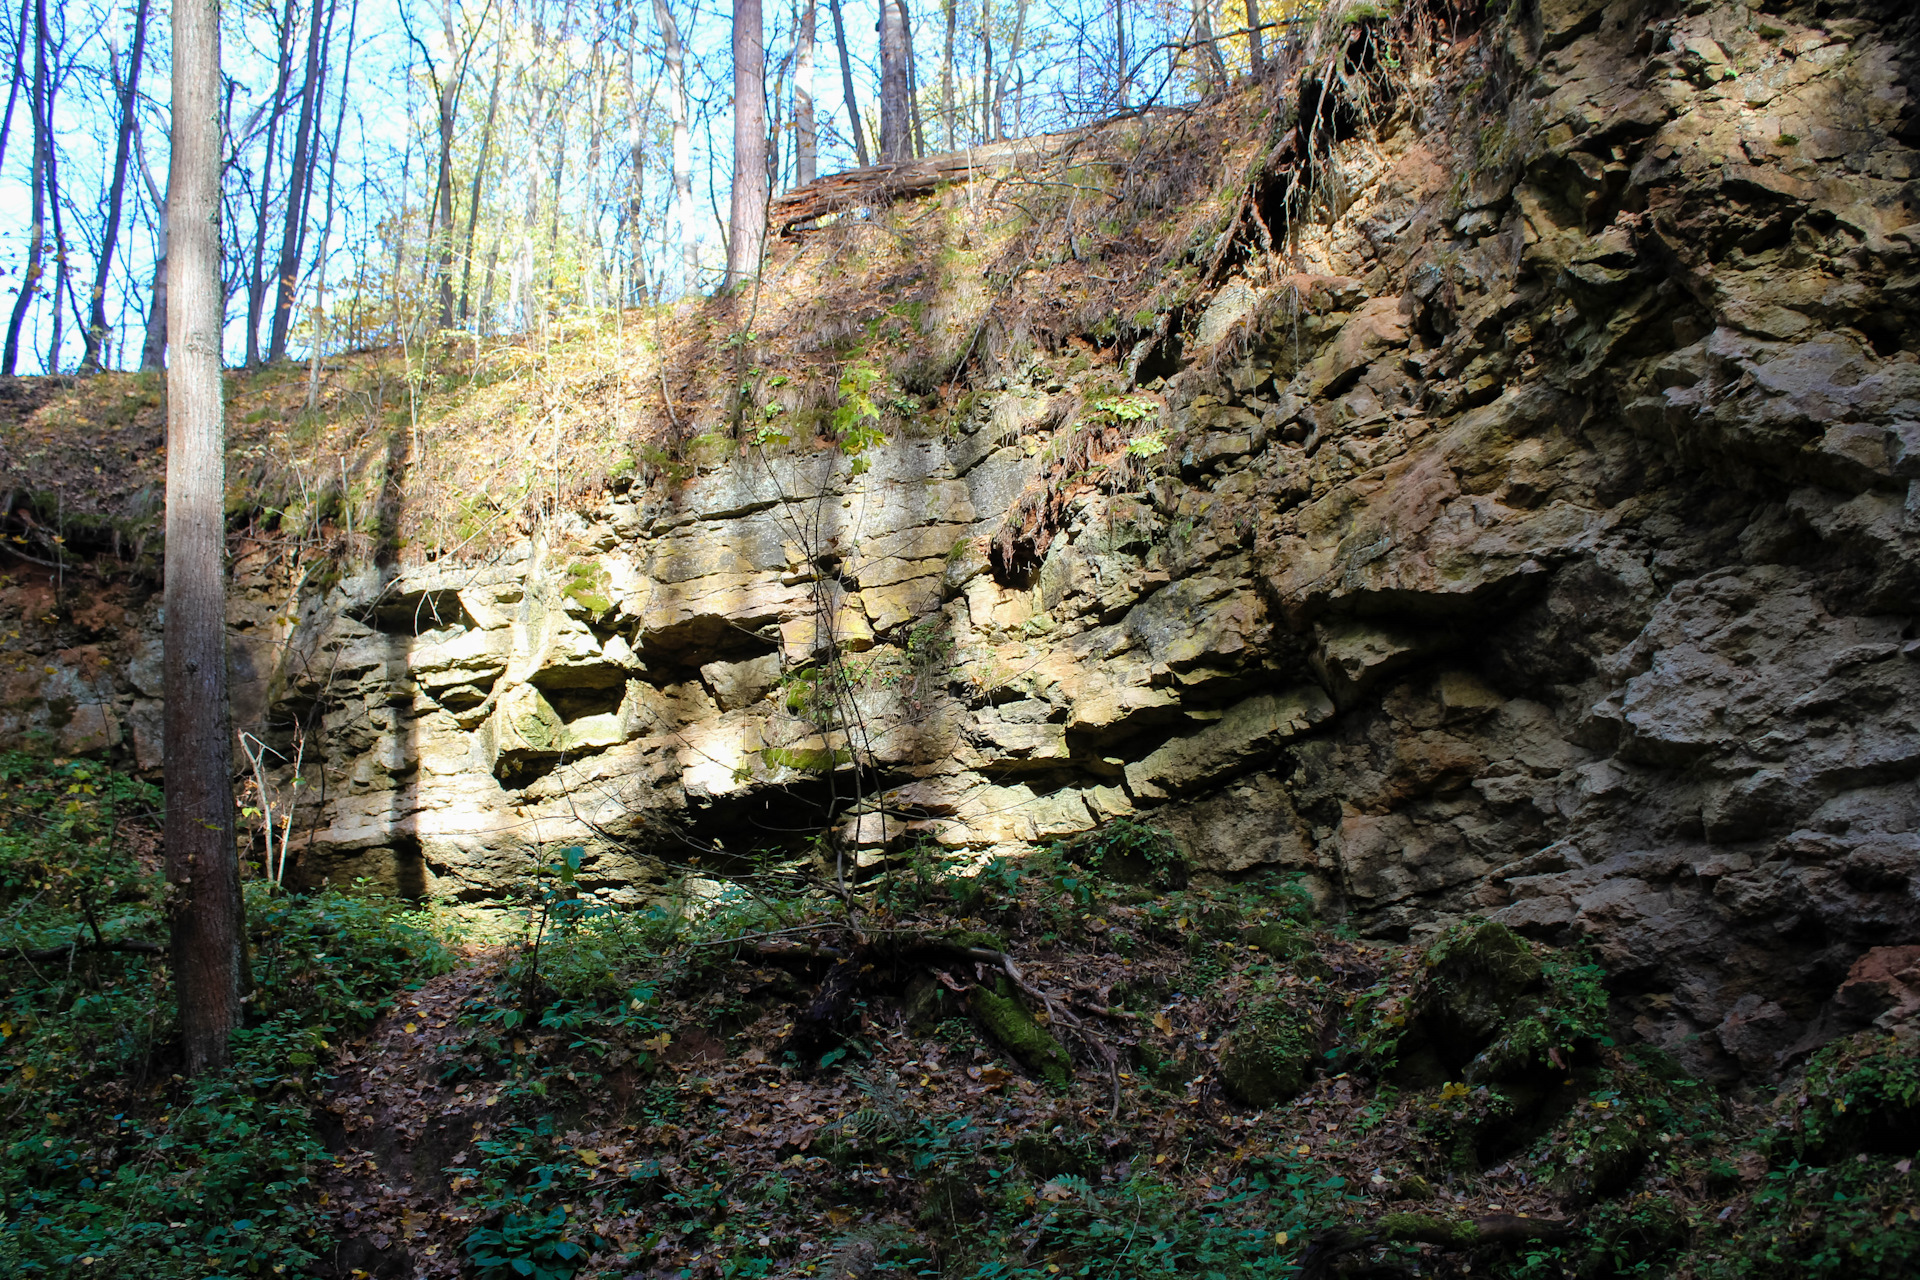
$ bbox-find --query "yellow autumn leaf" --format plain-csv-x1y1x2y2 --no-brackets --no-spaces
1152,1012,1173,1034
403,1023,418,1034
1275,1231,1289,1246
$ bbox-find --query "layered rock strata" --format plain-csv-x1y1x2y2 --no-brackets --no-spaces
4,0,1919,1080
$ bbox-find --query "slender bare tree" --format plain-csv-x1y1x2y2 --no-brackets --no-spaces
135,104,167,370
939,0,954,148
268,0,333,361
1,0,48,375
242,0,298,368
460,8,505,319
826,0,868,166
653,0,697,291
165,0,243,1079
794,0,817,186
878,0,910,161
0,0,28,176
80,0,150,372
727,0,768,286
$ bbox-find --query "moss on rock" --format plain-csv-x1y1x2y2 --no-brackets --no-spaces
1242,922,1309,959
1218,996,1314,1106
972,978,1071,1085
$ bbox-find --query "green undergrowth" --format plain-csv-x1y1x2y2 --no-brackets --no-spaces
5,782,1919,1279
0,752,453,1277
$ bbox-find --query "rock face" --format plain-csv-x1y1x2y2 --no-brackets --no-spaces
4,0,1920,1081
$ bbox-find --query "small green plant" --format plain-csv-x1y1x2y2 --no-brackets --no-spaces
1055,819,1189,890
0,750,450,1280
465,1205,604,1280
831,363,887,474
559,560,612,615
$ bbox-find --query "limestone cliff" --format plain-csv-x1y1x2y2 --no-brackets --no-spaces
4,0,1919,1082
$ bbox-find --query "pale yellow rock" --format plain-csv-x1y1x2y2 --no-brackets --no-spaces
1125,688,1335,800
779,597,875,660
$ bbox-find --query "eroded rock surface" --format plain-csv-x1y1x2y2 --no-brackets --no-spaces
3,0,1918,1079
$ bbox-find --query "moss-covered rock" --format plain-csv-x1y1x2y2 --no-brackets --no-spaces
1425,922,1542,1054
942,929,1008,955
972,978,1071,1085
1794,1031,1920,1162
1389,922,1547,1086
1242,922,1309,959
1012,1132,1096,1180
1218,996,1314,1106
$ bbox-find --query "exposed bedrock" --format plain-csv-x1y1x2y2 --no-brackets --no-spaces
5,0,1920,1080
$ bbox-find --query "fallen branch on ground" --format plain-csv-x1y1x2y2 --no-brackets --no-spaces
12,938,166,963
1297,1212,1576,1280
769,132,1088,231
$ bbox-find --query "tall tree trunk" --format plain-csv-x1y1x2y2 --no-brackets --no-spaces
42,56,70,373
826,0,868,167
429,0,460,329
1,0,47,376
980,2,992,142
902,0,925,157
1114,0,1127,108
166,0,242,1080
284,0,336,339
267,0,329,362
794,0,816,185
653,0,696,292
81,0,150,373
1246,0,1263,74
136,110,167,369
0,0,29,177
244,0,298,368
939,0,954,149
991,0,1027,143
461,14,504,320
306,0,357,403
622,25,644,306
878,0,909,162
767,53,785,189
1193,0,1225,93
727,0,768,287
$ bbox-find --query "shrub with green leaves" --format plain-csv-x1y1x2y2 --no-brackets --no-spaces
0,753,453,1278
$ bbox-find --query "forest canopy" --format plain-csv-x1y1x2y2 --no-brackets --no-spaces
0,0,1322,376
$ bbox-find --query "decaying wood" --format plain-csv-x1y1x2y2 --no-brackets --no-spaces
1297,1212,1575,1280
12,937,166,963
769,130,1084,230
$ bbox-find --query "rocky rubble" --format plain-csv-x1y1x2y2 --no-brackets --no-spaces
3,0,1918,1081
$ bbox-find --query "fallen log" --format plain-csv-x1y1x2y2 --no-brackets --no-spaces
1296,1212,1575,1280
11,937,166,964
768,131,1087,231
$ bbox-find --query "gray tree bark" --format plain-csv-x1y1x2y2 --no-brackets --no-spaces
1,0,48,376
827,0,868,167
653,0,696,291
878,0,910,162
460,8,502,320
81,0,150,372
165,0,243,1078
727,0,769,288
135,108,167,370
244,0,298,368
267,0,330,361
794,0,816,186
